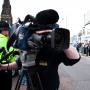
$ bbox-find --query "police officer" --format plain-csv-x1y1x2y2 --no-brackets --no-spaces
0,21,17,90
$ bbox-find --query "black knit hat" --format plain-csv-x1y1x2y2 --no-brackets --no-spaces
35,9,59,25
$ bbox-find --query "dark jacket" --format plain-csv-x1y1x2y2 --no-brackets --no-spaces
35,48,80,90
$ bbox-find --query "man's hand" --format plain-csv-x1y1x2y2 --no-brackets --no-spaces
0,64,9,71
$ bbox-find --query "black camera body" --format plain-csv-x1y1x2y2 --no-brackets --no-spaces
14,23,70,51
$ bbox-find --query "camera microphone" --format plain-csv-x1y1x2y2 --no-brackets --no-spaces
18,18,23,24
23,14,35,24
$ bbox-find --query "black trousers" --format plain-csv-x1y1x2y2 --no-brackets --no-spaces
0,70,12,90
38,68,59,90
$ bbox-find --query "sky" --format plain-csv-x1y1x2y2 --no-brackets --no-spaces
0,0,90,37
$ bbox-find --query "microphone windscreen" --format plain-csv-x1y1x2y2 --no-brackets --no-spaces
23,14,35,23
36,9,59,25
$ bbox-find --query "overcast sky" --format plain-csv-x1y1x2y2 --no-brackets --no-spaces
0,0,90,36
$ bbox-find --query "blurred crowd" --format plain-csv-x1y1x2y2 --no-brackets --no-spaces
74,41,90,56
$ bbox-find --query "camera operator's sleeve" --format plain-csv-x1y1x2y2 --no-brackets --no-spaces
61,52,81,66
58,46,81,66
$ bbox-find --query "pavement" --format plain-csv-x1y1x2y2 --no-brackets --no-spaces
80,53,90,58
58,55,90,90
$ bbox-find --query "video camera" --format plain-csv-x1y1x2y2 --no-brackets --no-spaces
7,9,70,51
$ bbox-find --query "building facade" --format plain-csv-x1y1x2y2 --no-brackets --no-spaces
1,0,12,25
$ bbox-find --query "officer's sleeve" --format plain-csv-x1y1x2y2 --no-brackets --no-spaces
15,56,22,70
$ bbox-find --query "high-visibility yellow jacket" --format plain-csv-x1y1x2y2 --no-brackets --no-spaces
0,34,16,64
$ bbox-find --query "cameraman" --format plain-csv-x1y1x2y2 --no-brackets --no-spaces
0,21,21,90
33,9,81,90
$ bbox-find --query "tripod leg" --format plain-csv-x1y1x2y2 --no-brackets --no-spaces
30,71,43,90
26,70,35,90
36,72,43,90
15,70,25,90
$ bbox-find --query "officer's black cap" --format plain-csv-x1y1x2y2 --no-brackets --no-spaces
0,21,9,28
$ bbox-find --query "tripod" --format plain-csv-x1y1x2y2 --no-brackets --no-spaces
15,66,44,90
